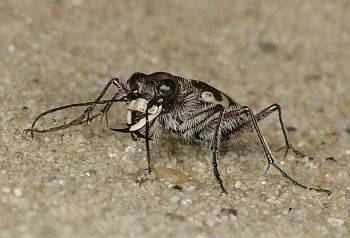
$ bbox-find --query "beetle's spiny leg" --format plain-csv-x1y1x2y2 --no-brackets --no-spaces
25,77,128,138
276,145,311,160
271,163,332,195
24,100,103,138
145,108,152,174
98,93,120,126
222,104,315,160
210,107,227,194
257,103,315,160
84,78,125,124
238,106,331,195
240,106,275,165
24,98,123,138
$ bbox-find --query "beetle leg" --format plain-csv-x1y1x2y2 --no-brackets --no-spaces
208,107,228,194
222,104,314,160
145,109,152,174
24,77,128,138
84,78,128,123
264,104,313,160
237,106,331,195
24,98,123,138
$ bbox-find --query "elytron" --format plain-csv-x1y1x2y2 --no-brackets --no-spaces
25,72,331,195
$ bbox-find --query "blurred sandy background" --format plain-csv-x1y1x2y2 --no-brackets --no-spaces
1,0,350,237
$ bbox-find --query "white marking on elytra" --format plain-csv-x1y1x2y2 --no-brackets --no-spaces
200,91,230,108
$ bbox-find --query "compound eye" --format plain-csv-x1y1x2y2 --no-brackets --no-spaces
156,79,177,99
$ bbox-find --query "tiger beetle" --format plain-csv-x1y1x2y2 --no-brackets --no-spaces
25,72,332,195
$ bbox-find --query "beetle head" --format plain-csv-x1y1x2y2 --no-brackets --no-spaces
127,72,180,109
125,72,180,131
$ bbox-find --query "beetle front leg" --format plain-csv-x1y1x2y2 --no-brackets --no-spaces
24,77,129,138
24,99,121,138
84,77,129,123
145,110,152,174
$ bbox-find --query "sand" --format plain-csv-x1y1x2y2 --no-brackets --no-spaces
1,1,349,237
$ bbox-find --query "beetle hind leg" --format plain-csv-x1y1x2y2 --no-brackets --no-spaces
237,106,331,195
259,103,315,160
